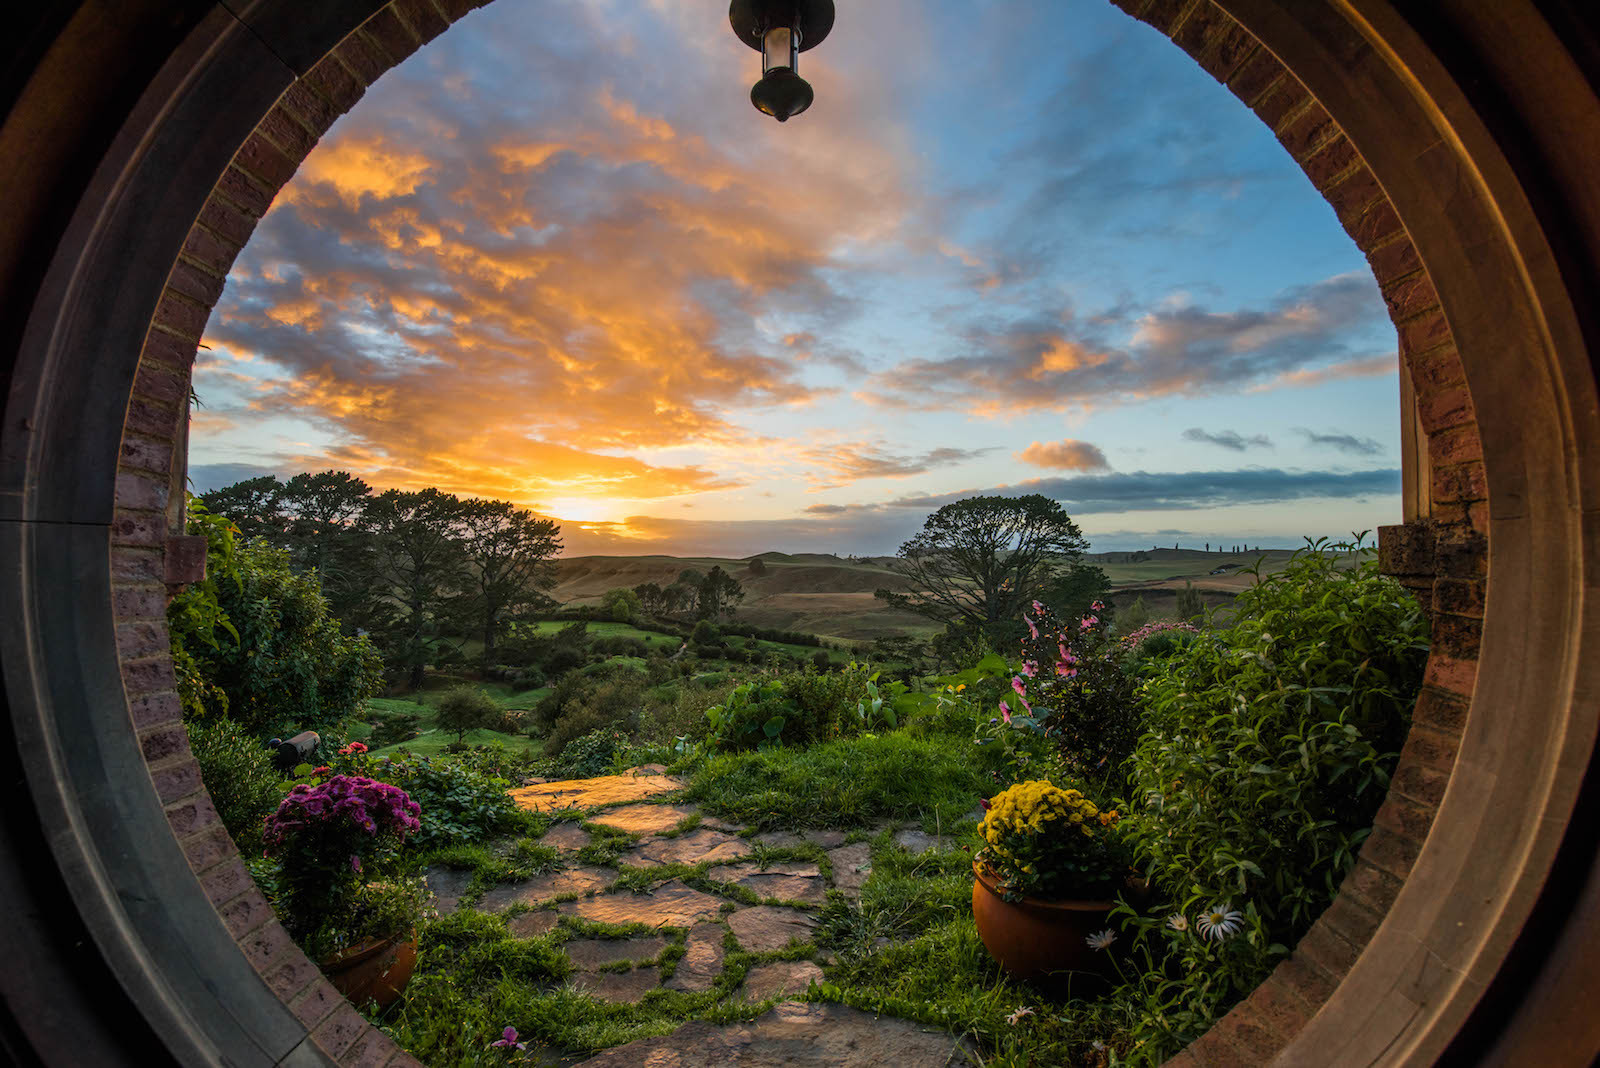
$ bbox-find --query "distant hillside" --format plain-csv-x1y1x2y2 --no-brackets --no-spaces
552,554,930,642
552,545,1355,642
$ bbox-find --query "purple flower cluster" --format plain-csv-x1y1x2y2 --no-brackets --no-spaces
1118,620,1200,648
263,775,421,852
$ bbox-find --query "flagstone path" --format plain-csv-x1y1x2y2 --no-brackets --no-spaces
422,765,976,1066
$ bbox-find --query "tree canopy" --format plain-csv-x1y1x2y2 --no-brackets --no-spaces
874,494,1089,627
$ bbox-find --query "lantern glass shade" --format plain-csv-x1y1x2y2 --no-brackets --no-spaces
762,25,798,74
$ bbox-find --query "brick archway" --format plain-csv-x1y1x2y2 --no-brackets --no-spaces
2,1,1596,1064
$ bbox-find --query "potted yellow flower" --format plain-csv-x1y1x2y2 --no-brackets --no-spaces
972,779,1132,983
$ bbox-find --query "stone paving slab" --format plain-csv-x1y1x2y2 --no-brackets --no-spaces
511,767,682,813
726,906,817,953
560,880,726,928
894,829,952,855
753,829,849,850
741,961,824,1002
423,867,475,916
706,861,827,905
477,867,614,912
570,1001,979,1066
540,823,592,852
507,911,560,939
571,968,663,1005
565,936,669,970
827,843,873,899
622,828,750,868
665,923,726,992
589,802,700,835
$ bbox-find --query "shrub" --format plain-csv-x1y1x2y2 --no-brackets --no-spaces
436,685,501,743
1009,598,1140,786
1115,540,1430,1058
703,663,875,751
551,728,634,779
372,754,539,849
810,649,832,672
544,674,646,756
185,714,280,853
169,520,384,737
690,619,720,645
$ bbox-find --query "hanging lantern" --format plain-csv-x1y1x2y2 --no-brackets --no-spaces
729,0,836,122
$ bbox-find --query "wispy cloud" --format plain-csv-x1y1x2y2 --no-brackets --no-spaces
1182,428,1272,451
859,273,1392,416
800,442,993,487
1295,428,1385,456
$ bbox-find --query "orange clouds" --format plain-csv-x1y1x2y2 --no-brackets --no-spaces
1015,440,1110,471
286,137,435,208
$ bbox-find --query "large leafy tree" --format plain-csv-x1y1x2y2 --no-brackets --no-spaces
361,488,469,689
455,499,562,663
874,495,1090,627
278,470,372,624
200,475,287,543
696,565,745,620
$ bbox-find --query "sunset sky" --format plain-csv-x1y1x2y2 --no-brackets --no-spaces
190,0,1402,557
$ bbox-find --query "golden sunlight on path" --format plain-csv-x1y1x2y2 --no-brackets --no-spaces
414,767,978,1064
508,765,683,811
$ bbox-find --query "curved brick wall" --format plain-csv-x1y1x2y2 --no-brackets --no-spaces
108,1,1488,1063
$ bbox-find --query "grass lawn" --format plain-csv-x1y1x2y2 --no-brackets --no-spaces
358,695,543,759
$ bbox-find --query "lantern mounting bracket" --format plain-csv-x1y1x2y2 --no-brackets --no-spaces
729,0,835,53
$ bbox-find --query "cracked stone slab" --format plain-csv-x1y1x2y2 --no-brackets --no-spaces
511,769,683,813
706,861,827,905
560,880,726,928
476,867,613,912
753,829,848,850
589,802,701,836
565,936,669,970
665,923,725,993
623,828,751,868
507,911,560,939
570,1001,979,1066
827,843,872,898
571,968,663,1004
540,822,592,852
423,867,475,916
741,960,824,1002
726,906,817,953
893,829,951,855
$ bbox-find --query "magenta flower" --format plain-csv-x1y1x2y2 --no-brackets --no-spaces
1032,600,1046,614
1080,615,1098,631
999,700,1012,723
1055,661,1078,679
491,1025,526,1051
1023,613,1039,639
1020,661,1037,678
1011,676,1027,697
349,854,362,874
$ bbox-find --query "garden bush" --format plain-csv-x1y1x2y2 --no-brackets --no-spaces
1114,540,1430,1059
185,714,279,853
703,663,878,751
169,504,384,737
367,754,540,848
543,674,646,756
436,685,503,744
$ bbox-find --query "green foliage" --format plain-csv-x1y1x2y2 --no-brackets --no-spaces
702,663,877,751
1174,579,1204,622
1116,594,1151,635
436,685,502,744
685,733,990,829
544,673,646,756
373,754,541,849
171,508,383,737
1115,539,1430,1058
976,779,1130,900
601,585,642,622
167,498,242,718
185,714,279,853
1010,598,1140,786
554,728,636,779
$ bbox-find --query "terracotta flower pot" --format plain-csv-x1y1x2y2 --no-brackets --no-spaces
971,861,1116,985
319,930,417,1011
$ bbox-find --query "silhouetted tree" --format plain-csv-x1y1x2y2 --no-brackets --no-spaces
456,499,561,664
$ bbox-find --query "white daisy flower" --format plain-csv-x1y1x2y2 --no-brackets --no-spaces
1197,903,1244,941
1084,928,1117,950
1166,913,1189,932
1006,1006,1034,1025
